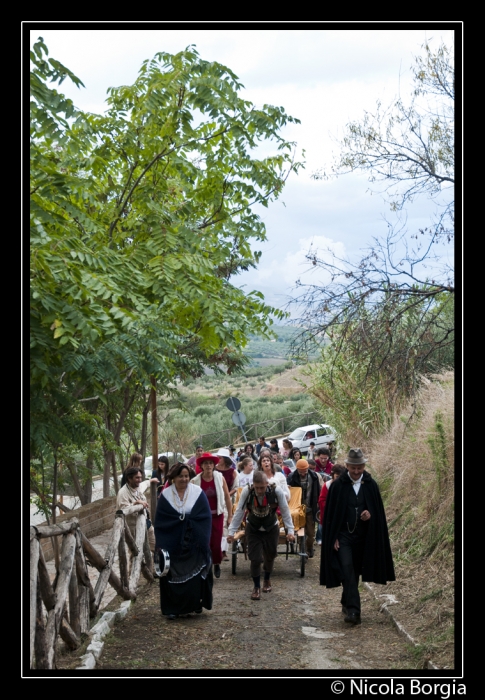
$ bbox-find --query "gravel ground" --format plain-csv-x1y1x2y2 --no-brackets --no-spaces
56,544,432,674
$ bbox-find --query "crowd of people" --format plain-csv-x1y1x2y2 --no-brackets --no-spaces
117,438,395,625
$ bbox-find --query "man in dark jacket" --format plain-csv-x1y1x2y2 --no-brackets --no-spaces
320,448,395,625
287,458,321,558
255,436,270,457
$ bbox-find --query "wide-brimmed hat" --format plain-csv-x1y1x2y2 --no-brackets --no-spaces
216,448,231,459
296,459,309,471
345,448,367,465
216,447,237,469
196,452,220,468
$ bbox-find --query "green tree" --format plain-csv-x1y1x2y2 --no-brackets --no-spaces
30,38,303,502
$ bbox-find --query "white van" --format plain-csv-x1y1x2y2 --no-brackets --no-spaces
143,453,188,474
277,424,337,455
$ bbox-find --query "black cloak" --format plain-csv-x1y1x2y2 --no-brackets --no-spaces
320,469,395,587
155,488,213,615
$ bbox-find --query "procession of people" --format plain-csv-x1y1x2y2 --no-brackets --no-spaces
122,441,394,625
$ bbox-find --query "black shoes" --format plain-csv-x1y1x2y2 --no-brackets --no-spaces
167,614,178,620
344,612,361,625
214,564,221,578
194,608,203,614
341,606,348,615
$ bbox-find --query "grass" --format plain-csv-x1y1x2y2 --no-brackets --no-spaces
357,371,455,669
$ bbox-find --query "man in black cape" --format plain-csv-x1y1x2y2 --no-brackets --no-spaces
320,448,395,624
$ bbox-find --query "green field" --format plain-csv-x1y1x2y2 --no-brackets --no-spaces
156,362,323,454
245,324,319,364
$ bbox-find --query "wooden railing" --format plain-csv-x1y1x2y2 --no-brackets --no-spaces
29,486,156,670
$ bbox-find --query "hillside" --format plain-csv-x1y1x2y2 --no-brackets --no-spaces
363,371,455,668
157,364,322,455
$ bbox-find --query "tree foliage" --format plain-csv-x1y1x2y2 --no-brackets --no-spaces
292,40,455,411
30,38,303,492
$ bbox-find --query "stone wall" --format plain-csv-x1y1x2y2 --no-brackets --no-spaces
37,496,117,562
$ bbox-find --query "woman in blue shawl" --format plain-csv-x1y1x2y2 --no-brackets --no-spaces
154,462,213,619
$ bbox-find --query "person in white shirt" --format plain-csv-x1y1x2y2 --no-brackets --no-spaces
237,457,255,488
257,452,290,502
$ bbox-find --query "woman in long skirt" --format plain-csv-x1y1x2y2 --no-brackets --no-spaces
191,453,233,578
155,463,213,619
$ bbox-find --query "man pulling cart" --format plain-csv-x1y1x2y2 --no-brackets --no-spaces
227,471,295,600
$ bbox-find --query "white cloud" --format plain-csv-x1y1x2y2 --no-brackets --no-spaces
281,235,347,287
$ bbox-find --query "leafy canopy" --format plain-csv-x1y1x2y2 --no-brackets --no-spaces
30,38,303,459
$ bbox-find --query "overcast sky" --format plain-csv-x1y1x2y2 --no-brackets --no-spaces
28,24,456,320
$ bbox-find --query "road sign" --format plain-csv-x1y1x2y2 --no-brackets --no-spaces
226,397,241,412
231,410,246,426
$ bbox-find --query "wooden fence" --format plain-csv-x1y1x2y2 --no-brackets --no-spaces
29,484,157,670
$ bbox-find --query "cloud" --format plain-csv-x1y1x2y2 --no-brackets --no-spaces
281,235,347,288
240,233,348,314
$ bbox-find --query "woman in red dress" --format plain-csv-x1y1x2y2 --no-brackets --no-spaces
191,453,233,578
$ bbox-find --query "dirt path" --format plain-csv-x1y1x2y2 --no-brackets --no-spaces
58,546,420,673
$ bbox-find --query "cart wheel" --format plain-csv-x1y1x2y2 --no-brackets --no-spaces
299,534,306,578
231,539,238,575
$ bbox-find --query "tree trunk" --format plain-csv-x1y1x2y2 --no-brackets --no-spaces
65,460,88,506
103,410,113,499
83,452,94,504
111,452,119,495
150,375,158,472
51,457,60,572
103,387,138,498
150,482,158,541
140,395,150,459
51,457,58,525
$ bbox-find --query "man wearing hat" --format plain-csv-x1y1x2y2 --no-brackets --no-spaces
286,458,321,558
320,448,395,625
